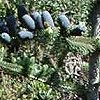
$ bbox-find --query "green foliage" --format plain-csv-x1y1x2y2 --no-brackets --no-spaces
95,37,100,50
0,0,97,100
68,36,95,55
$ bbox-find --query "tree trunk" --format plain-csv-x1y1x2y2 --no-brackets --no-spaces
88,51,100,100
88,0,100,100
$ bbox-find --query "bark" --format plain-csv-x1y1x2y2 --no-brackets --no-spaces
88,51,100,100
88,0,100,100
